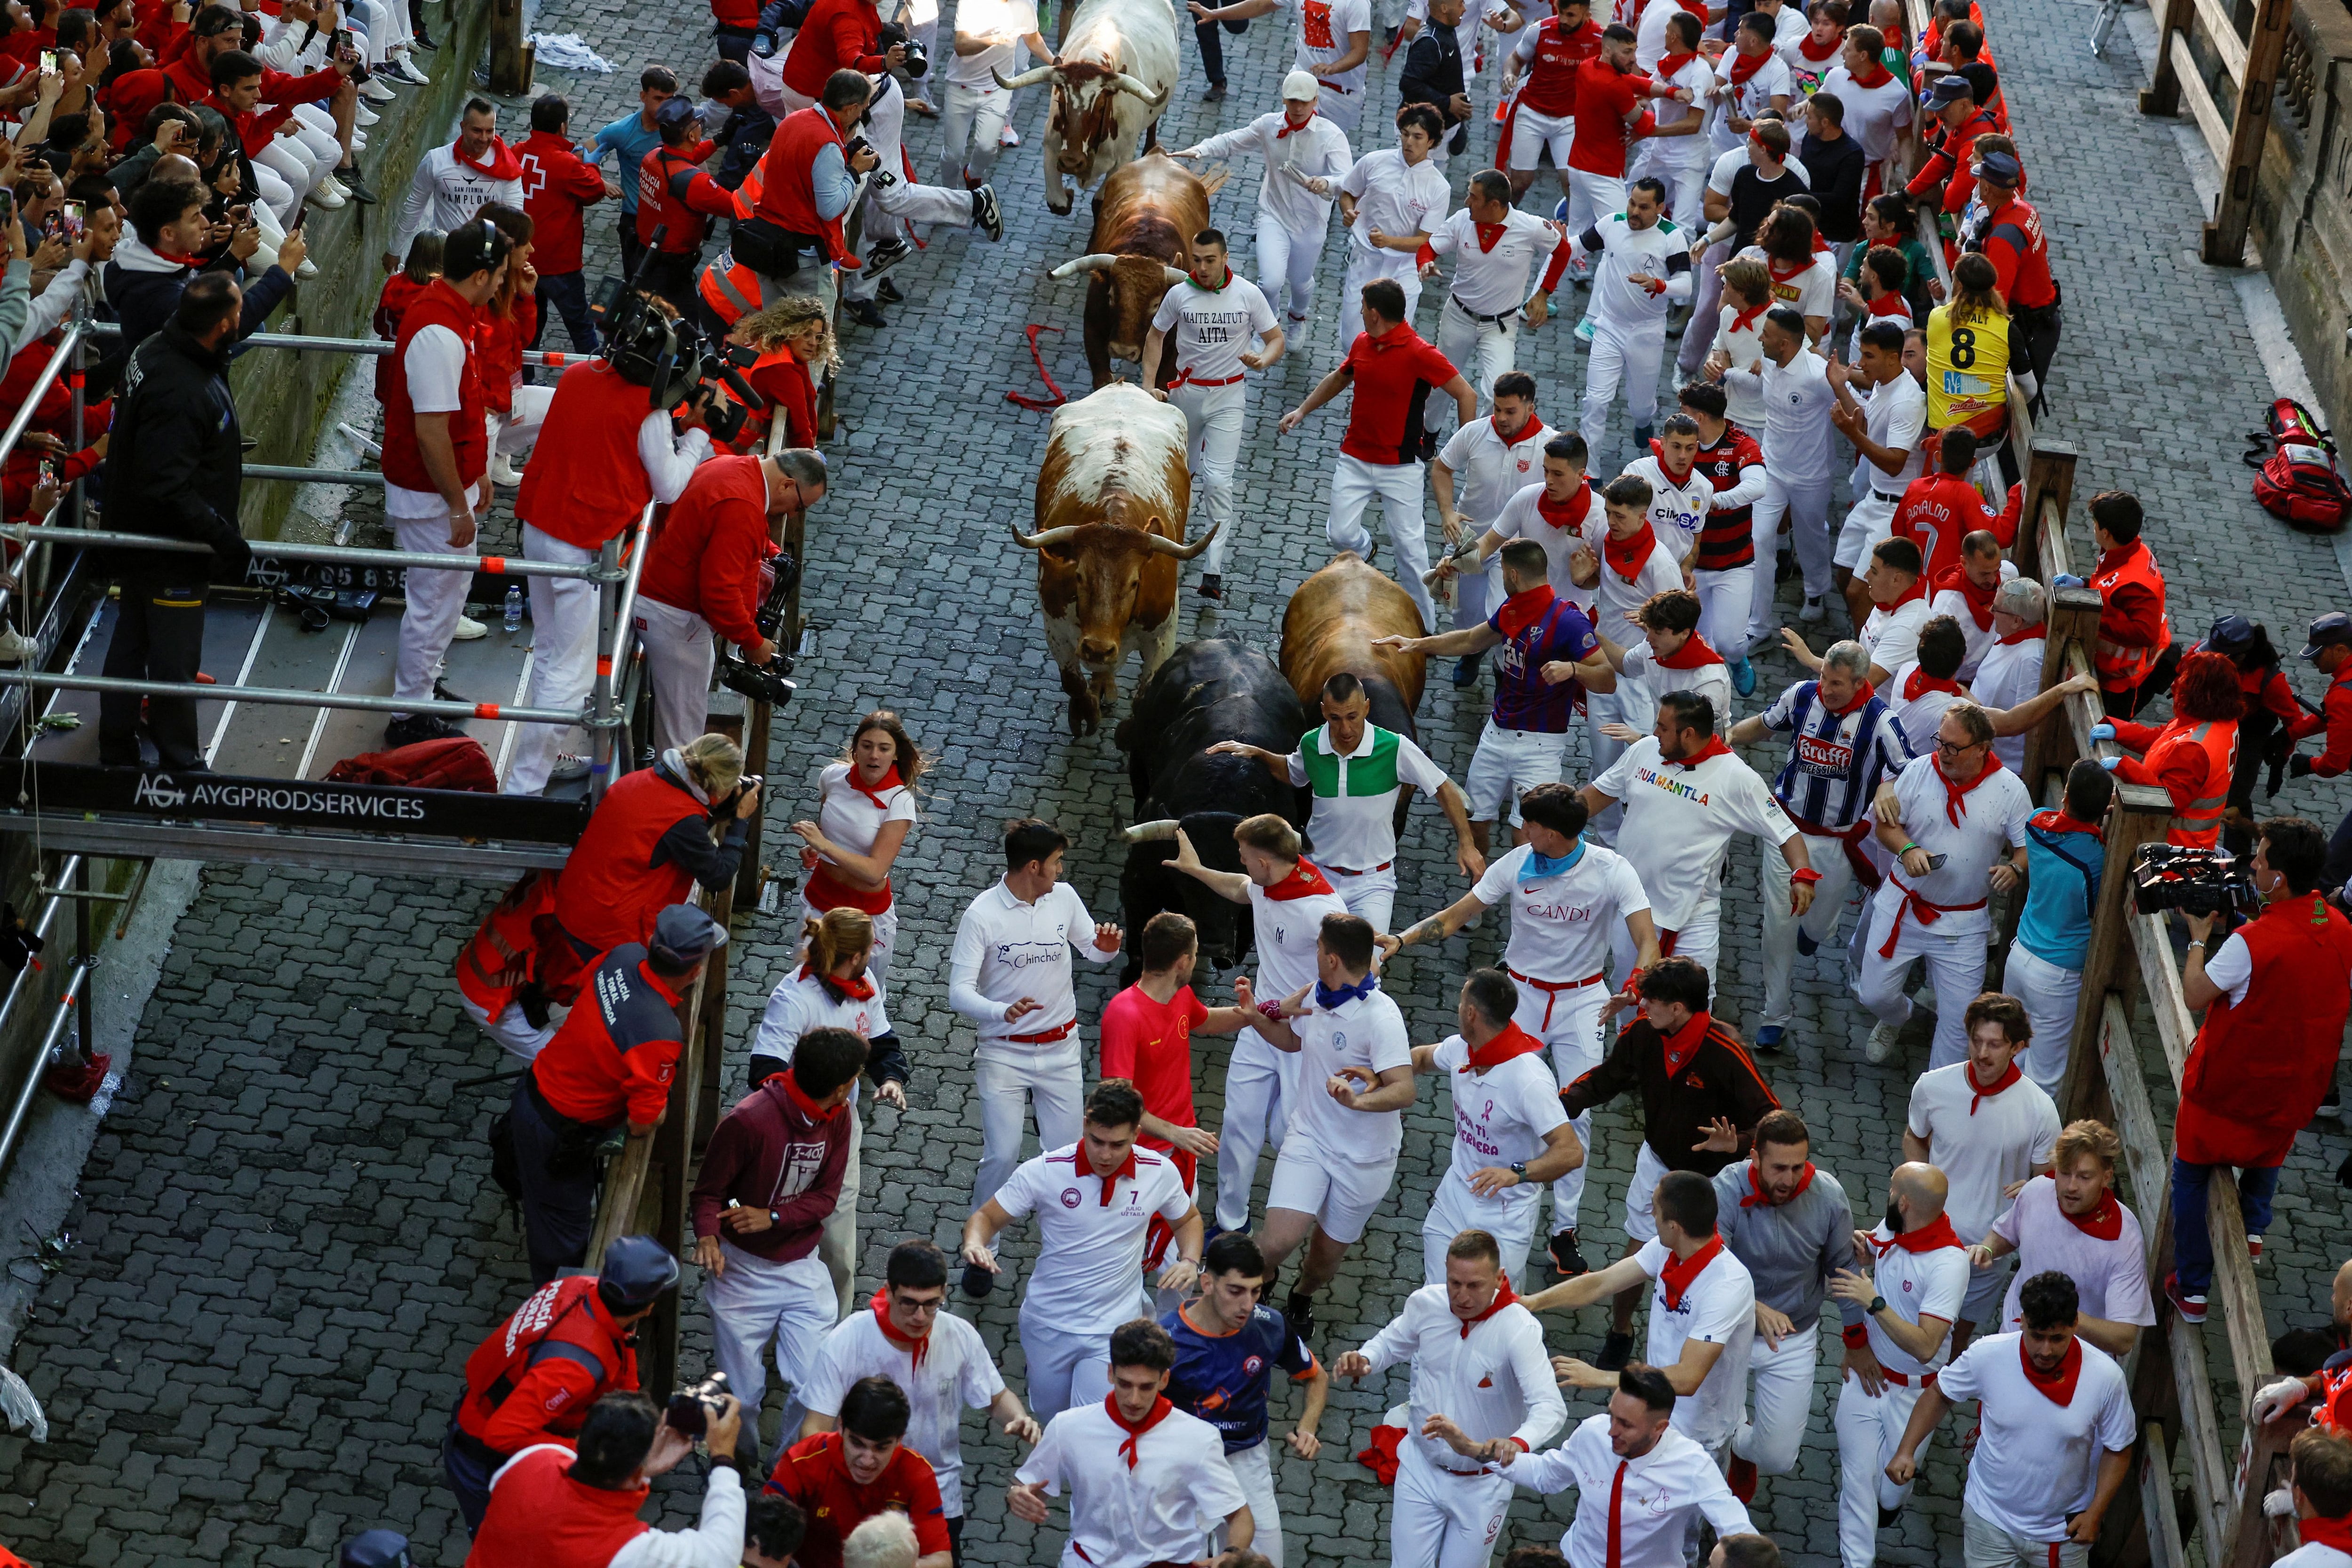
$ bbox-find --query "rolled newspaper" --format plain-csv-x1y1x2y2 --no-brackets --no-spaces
1420,530,1486,586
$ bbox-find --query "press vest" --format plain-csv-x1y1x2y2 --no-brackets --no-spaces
516,360,661,551
554,768,709,954
2176,893,2352,1167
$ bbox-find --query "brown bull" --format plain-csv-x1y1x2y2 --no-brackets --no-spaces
1279,552,1430,743
1046,150,1222,388
1016,382,1216,735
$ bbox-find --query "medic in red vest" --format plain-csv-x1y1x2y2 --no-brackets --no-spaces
2091,651,2240,848
455,870,561,1060
2082,490,2174,717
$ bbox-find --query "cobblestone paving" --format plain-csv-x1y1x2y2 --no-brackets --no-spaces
4,0,2352,1556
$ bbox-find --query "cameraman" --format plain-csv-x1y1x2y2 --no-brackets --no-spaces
465,1389,747,1567
505,295,714,798
635,448,825,758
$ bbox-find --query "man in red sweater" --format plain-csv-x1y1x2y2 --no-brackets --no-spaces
691,1024,867,1467
766,1377,954,1568
636,447,824,755
516,92,607,352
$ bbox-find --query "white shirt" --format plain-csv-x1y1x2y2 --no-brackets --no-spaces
1619,642,1734,739
1285,723,1451,871
1645,53,1716,165
1426,206,1565,315
995,1143,1192,1333
1149,270,1278,385
1862,595,1935,680
1727,344,1837,484
1565,212,1693,334
1286,983,1414,1162
385,325,473,520
1635,1237,1755,1449
1243,870,1352,1054
1577,510,1687,636
1188,111,1355,235
1886,663,1964,758
2203,929,2257,1007
1439,416,1553,527
1593,737,1796,930
1934,1332,2136,1544
945,0,1038,86
1905,1063,2061,1241
946,881,1117,1048
390,143,524,282
1930,561,2020,680
1990,1176,2156,1336
2276,1547,2352,1568
1355,1283,1566,1470
1433,1033,1568,1196
1510,1415,1755,1568
1710,301,1771,428
484,1447,744,1568
1977,632,2044,773
1853,369,1928,498
1742,247,1838,323
1707,50,1793,155
1855,1222,1970,1377
1289,0,1374,99
1706,143,1811,198
1341,147,1449,256
1876,750,2035,940
1491,480,1599,600
801,1310,1007,1514
1474,840,1651,982
1818,63,1915,164
1618,452,1714,562
750,966,889,1106
810,760,916,893
1016,1399,1247,1568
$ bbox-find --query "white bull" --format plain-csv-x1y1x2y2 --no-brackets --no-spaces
995,0,1179,214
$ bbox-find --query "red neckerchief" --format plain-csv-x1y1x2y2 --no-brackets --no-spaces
1826,679,1877,716
1881,573,1929,611
848,764,904,809
1648,436,1696,488
1537,480,1594,531
1658,1008,1712,1075
1997,626,2045,646
1868,293,1914,321
1082,1148,1137,1205
453,132,525,181
1604,520,1659,582
2061,1189,2124,1242
1933,751,2005,826
1668,736,1733,771
1966,1058,2022,1114
782,1071,845,1123
1934,564,1999,630
1104,1394,1176,1467
1275,111,1321,137
1654,48,1696,77
1464,1022,1547,1073
151,247,205,269
2299,1514,2352,1553
1264,857,1339,900
1728,44,1770,82
1903,665,1962,703
1741,1160,1817,1207
805,963,877,1002
1457,1271,1520,1337
1659,1234,1725,1310
1768,255,1814,285
2030,808,2104,842
1498,415,1548,448
1475,220,1510,252
2019,1337,2084,1407
869,1286,931,1368
1655,632,1725,670
1728,300,1770,338
1797,30,1840,61
1495,583,1559,639
1846,58,1891,87
1872,1213,1962,1254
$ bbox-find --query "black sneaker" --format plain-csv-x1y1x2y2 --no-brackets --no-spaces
1196,573,1222,601
1593,1330,1635,1372
863,238,914,276
1878,1504,1904,1528
1548,1228,1589,1278
1285,1291,1317,1345
387,713,465,746
876,278,905,304
411,24,438,48
1202,80,1227,101
960,1260,994,1298
844,298,888,329
432,678,472,706
333,164,377,202
972,184,1004,242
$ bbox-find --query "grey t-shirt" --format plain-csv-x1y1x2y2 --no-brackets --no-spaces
1713,1159,1856,1332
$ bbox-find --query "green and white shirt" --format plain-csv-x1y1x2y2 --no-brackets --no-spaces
1284,723,1449,872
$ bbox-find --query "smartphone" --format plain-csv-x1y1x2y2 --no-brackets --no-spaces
329,25,350,58
58,201,81,238
37,50,54,73
0,190,18,233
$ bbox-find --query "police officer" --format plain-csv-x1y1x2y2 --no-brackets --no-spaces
634,95,740,312
440,1235,681,1531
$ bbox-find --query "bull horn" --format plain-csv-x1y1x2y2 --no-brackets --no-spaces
1161,265,1189,286
1140,520,1220,561
1009,522,1086,549
1122,819,1182,843
1048,252,1121,279
993,63,1057,89
1109,71,1169,107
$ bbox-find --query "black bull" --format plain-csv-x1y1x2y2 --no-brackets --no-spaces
1112,638,1307,982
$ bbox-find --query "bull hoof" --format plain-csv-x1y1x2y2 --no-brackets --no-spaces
1048,201,1073,216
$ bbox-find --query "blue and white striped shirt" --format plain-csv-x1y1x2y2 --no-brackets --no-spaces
1761,680,1915,830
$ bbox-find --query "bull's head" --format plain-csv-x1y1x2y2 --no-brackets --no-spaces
994,57,1168,173
1010,511,1217,667
1120,812,1249,974
1048,253,1187,365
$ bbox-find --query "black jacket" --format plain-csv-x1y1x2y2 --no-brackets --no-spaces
1400,25,1471,153
102,242,294,371
104,320,250,584
1798,130,1867,243
1562,1012,1780,1175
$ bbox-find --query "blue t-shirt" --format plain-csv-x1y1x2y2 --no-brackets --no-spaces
2017,812,2102,970
1489,593,1599,736
592,112,663,214
1161,1303,1317,1452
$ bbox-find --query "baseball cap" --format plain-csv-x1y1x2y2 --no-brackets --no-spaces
1976,148,2022,184
600,1235,683,1309
1928,73,1973,105
1282,68,1321,101
2302,611,2352,659
341,1531,412,1568
651,903,728,962
2205,613,2257,653
654,94,699,129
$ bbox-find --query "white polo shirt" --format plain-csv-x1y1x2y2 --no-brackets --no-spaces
1285,724,1451,873
1491,480,1598,601
1933,1332,2135,1544
1856,1223,1971,1378
1472,840,1651,983
1016,1397,1247,1568
1243,868,1352,1053
801,1309,1007,1515
1578,510,1689,637
1286,983,1414,1164
1853,370,1928,499
946,880,1117,1049
1426,206,1565,317
1618,642,1734,741
1634,1238,1755,1449
1905,1064,2061,1243
1862,594,1935,678
750,967,890,1106
1439,416,1551,529
1618,453,1715,564
1354,1283,1566,1471
1149,270,1279,386
1340,146,1448,258
1511,1414,1755,1568
1875,752,2036,941
995,1144,1192,1335
1991,1177,2156,1336
1593,738,1796,932
1432,1033,1568,1187
2275,1545,2352,1568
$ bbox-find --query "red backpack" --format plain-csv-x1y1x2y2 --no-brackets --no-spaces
326,736,499,792
2245,397,2352,531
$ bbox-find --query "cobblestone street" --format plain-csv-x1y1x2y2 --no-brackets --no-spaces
2,0,2351,1555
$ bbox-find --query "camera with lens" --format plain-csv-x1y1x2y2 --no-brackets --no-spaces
665,1370,731,1437
2130,843,2261,918
878,19,927,75
603,287,765,446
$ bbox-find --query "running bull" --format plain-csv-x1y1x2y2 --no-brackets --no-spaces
1046,150,1221,389
995,0,1178,214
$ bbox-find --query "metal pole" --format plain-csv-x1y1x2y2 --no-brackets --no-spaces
78,323,603,373
0,325,81,475
72,858,91,1069
589,531,622,807
66,301,83,532
0,668,593,725
243,466,389,488
0,853,87,1180
0,526,619,580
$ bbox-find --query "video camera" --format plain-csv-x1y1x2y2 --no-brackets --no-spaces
601,244,766,444
877,19,927,76
2130,843,2262,919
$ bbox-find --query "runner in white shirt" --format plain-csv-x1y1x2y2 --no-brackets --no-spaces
1418,171,1571,414
1402,970,1584,1283
1499,1370,1756,1568
1976,578,2048,774
1384,783,1659,1271
1143,233,1283,596
962,1082,1204,1415
1482,445,1600,602
1187,0,1374,128
1534,1170,1758,1456
1854,536,1934,682
1603,588,1735,741
1886,1273,2137,1568
1725,308,1839,642
1175,74,1355,328
1617,415,1716,566
799,1239,1041,1534
1333,111,1452,356
946,820,1124,1219
1335,1232,1566,1567
1705,260,1777,429
1827,325,1927,597
1161,814,1353,1235
1576,474,1691,800
792,714,922,994
1825,1161,1971,1568
1884,647,1966,755
1928,534,2019,681
2268,1430,2352,1568
935,0,1047,186
1816,28,1912,190
1630,13,1716,225
1010,1318,1253,1567
1856,709,2034,1067
1430,376,1550,631
1540,179,1692,457
1706,14,1795,158
1976,1124,2154,1355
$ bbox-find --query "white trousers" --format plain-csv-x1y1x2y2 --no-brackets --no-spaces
797,894,900,996
972,1041,1084,1206
1749,472,1835,637
1021,1315,1118,1418
1323,860,1401,934
1423,1173,1539,1286
636,596,716,758
936,80,1012,185
1613,899,1720,1001
1169,380,1247,575
1631,150,1708,229
257,131,331,203
1563,169,1625,248
1854,889,1987,1069
2002,942,2082,1101
489,384,553,457
1834,1374,1931,1568
391,514,477,713
1834,490,1898,570
1695,563,1753,656
1758,830,1860,1029
504,524,598,796
1327,454,1437,634
1461,720,1567,826
1316,80,1364,131
461,994,557,1061
253,158,298,226
1391,1440,1514,1568
1215,1029,1297,1232
1337,245,1421,360
1453,552,1502,632
706,1243,837,1447
1731,1321,1820,1475
1964,1502,2088,1568
1256,212,1324,323
816,1111,862,1317
1579,319,1668,457
1222,1440,1285,1568
1433,296,1519,415
1512,974,1604,1232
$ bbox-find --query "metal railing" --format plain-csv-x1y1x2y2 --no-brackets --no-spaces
0,854,90,1181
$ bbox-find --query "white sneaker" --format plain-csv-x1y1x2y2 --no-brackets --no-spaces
998,123,1020,147
451,614,489,642
489,452,525,485
360,76,397,102
1863,1020,1901,1064
548,754,592,783
355,103,379,126
0,627,35,663
388,52,429,84
1800,595,1826,623
309,179,347,210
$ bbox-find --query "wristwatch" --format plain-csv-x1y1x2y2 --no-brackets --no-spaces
1868,1295,1888,1315
1510,1161,1528,1181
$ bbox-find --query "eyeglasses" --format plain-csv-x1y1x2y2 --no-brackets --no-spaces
1936,735,1987,755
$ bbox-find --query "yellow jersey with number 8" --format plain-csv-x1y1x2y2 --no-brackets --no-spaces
1925,304,2012,436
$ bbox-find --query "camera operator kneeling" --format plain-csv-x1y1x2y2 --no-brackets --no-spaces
465,1388,748,1567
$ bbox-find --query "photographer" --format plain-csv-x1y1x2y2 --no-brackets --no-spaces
742,69,876,280
2167,816,2352,1326
635,447,824,758
464,1389,748,1567
777,0,902,113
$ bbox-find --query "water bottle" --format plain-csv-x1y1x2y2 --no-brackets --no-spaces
503,586,524,634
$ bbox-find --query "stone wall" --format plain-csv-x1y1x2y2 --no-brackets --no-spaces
2245,0,2352,430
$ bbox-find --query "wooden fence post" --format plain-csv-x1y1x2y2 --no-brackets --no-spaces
2205,0,2296,264
488,0,532,95
2025,587,2104,794
2144,0,2198,113
2057,782,2172,1124
2016,440,2077,581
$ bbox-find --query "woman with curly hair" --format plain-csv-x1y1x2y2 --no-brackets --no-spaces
722,293,835,453
2090,648,2243,848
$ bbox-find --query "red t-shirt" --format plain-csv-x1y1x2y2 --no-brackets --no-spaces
1565,60,1649,177
1097,983,1210,1151
764,1433,951,1568
1340,325,1461,466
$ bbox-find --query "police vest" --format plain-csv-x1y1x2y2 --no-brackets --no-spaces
455,1276,636,1449
456,870,556,1015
